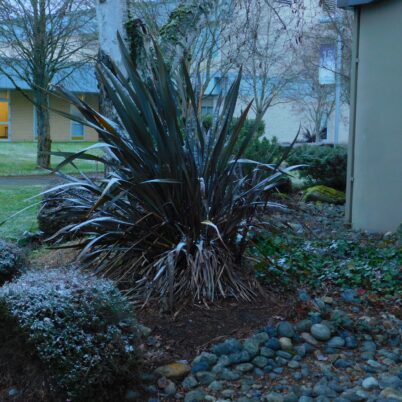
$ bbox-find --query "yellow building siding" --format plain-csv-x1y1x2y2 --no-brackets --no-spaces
10,91,33,141
8,90,99,142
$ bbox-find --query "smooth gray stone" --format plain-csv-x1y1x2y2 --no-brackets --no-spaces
311,324,331,341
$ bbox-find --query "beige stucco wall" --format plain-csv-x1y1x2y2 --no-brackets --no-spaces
347,0,402,232
235,100,349,145
9,91,33,141
9,91,99,142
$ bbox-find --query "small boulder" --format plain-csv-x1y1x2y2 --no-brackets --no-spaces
218,368,241,381
182,375,198,390
277,321,296,338
207,380,223,392
310,324,331,341
265,338,281,351
195,371,215,385
362,377,379,390
192,352,218,366
260,347,275,358
228,350,251,364
302,185,345,205
184,389,207,402
295,319,313,333
279,337,293,351
212,338,242,355
379,388,402,401
243,337,260,357
327,337,345,349
301,332,319,347
252,356,269,368
341,289,360,303
157,377,176,396
155,362,191,379
235,363,254,372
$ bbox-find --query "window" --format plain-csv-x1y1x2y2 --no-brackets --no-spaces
320,0,336,14
319,43,336,85
319,112,329,141
201,106,214,116
70,105,84,141
33,106,38,139
0,99,9,139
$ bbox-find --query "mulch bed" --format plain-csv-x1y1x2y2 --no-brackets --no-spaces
137,289,303,368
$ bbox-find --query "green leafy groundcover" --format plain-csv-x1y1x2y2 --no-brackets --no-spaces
252,235,402,296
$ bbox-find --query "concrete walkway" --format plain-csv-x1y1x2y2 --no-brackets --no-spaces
0,173,103,186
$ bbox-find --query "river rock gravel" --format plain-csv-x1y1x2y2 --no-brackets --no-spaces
148,296,402,402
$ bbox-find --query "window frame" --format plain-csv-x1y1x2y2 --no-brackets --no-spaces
70,104,85,141
0,95,10,141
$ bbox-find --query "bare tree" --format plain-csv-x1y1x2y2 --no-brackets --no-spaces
129,0,239,114
286,2,353,142
231,0,305,122
308,1,353,104
322,8,353,104
287,20,336,142
0,0,96,168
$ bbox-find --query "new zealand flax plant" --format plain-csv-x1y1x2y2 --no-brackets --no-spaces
47,34,298,307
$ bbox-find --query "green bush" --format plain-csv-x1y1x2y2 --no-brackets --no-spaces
233,119,284,164
0,269,147,401
287,145,347,190
203,116,283,166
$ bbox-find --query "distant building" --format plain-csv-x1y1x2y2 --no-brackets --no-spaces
0,1,351,144
0,9,100,143
97,0,351,145
340,0,402,232
0,66,99,142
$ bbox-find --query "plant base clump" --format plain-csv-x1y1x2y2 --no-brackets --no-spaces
0,239,24,284
122,242,259,305
0,268,148,401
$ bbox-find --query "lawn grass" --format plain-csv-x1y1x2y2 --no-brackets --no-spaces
0,142,103,176
0,185,43,240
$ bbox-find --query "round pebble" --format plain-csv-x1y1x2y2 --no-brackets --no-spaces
279,337,293,351
311,324,331,341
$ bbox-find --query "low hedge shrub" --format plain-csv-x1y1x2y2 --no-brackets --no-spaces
0,268,148,401
0,239,24,284
287,145,347,191
232,118,283,164
231,118,292,193
203,116,283,165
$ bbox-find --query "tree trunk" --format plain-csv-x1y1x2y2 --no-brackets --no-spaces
97,50,117,120
35,90,51,169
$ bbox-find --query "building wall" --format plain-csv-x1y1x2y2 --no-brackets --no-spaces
235,100,349,144
9,91,99,142
9,91,33,141
348,0,402,232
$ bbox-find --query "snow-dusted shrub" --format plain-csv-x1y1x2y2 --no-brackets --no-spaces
0,239,24,283
0,268,147,401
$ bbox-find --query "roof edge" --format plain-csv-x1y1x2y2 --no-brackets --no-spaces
338,0,384,8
